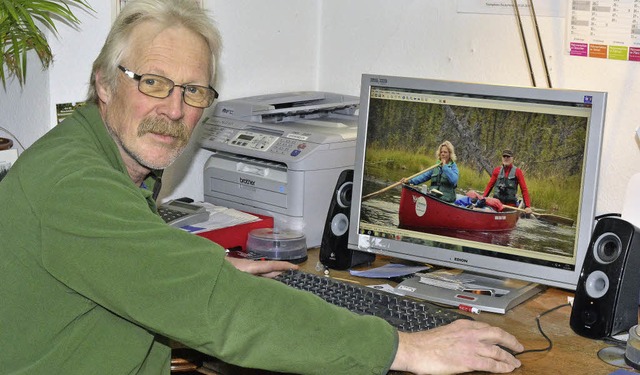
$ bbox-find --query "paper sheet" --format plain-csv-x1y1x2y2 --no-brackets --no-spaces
179,202,261,233
349,263,430,279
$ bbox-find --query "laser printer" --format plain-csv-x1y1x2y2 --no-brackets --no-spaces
199,91,359,247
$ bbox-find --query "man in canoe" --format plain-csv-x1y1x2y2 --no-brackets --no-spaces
403,141,459,203
483,149,533,215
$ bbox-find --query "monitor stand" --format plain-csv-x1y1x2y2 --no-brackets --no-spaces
394,270,546,314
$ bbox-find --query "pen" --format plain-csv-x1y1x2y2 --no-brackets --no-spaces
332,277,361,284
458,304,480,314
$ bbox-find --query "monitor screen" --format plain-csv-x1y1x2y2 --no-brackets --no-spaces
348,74,606,302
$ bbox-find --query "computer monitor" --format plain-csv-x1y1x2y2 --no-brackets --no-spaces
348,74,607,313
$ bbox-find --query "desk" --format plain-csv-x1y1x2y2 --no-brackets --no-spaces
188,248,621,375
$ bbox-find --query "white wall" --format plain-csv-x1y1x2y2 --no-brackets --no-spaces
1,0,638,217
0,52,50,153
48,1,112,119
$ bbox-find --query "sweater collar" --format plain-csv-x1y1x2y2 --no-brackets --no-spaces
73,103,164,200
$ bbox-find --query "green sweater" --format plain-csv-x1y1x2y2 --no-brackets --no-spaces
0,104,397,374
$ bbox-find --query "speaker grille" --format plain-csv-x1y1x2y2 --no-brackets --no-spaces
593,233,622,264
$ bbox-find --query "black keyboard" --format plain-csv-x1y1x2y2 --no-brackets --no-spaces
275,269,472,332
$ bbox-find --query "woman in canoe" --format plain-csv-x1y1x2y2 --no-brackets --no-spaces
402,140,459,203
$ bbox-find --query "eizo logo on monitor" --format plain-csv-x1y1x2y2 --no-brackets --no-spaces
454,257,468,263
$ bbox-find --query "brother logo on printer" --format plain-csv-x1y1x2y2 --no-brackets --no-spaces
239,177,256,186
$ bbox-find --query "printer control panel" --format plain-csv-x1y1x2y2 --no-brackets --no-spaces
229,130,279,151
201,123,311,157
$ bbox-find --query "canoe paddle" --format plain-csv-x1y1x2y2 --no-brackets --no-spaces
362,163,440,201
509,206,575,227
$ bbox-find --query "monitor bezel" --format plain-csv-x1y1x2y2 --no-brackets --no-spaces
348,74,606,290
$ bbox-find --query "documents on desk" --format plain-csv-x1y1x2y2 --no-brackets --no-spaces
199,91,359,248
180,202,260,234
181,202,274,251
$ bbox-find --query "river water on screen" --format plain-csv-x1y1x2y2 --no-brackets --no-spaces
360,180,576,258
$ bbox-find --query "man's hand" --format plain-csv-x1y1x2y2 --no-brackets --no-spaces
524,207,533,215
391,319,523,374
225,256,298,278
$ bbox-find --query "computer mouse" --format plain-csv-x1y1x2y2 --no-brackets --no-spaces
498,345,519,357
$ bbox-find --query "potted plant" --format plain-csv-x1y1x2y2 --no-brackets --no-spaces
1,0,93,88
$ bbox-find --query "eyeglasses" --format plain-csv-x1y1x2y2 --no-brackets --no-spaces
502,155,512,158
117,65,218,108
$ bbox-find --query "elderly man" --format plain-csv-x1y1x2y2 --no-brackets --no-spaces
0,0,522,374
483,149,533,215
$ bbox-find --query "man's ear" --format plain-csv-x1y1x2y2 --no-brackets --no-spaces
95,70,111,104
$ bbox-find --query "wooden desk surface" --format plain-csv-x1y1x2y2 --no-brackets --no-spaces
194,249,623,375
296,249,620,375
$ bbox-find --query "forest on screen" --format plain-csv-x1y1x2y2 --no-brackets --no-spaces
364,98,589,219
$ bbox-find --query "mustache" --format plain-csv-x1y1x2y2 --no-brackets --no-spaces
137,117,189,143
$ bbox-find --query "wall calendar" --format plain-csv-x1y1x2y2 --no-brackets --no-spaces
568,0,640,61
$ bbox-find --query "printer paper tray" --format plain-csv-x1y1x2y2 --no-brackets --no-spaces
205,178,293,214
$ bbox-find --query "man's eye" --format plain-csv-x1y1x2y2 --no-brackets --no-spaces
185,86,200,94
144,78,157,86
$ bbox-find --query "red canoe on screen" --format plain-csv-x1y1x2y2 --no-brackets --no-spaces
398,185,519,232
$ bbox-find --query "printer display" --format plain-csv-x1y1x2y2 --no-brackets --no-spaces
199,91,359,248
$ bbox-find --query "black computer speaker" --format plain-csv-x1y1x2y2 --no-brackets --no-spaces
570,216,640,339
319,169,375,270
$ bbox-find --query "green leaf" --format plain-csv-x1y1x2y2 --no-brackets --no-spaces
0,0,94,88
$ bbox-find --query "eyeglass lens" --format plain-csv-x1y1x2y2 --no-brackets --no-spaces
138,74,215,108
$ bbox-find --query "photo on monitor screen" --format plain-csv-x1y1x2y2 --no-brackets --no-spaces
349,75,606,293
363,88,586,263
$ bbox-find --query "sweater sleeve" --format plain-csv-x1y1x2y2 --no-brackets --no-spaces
516,168,532,208
442,163,459,185
409,169,433,185
483,167,499,197
38,164,397,375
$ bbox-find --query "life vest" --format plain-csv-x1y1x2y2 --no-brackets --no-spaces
494,166,518,205
430,164,457,203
